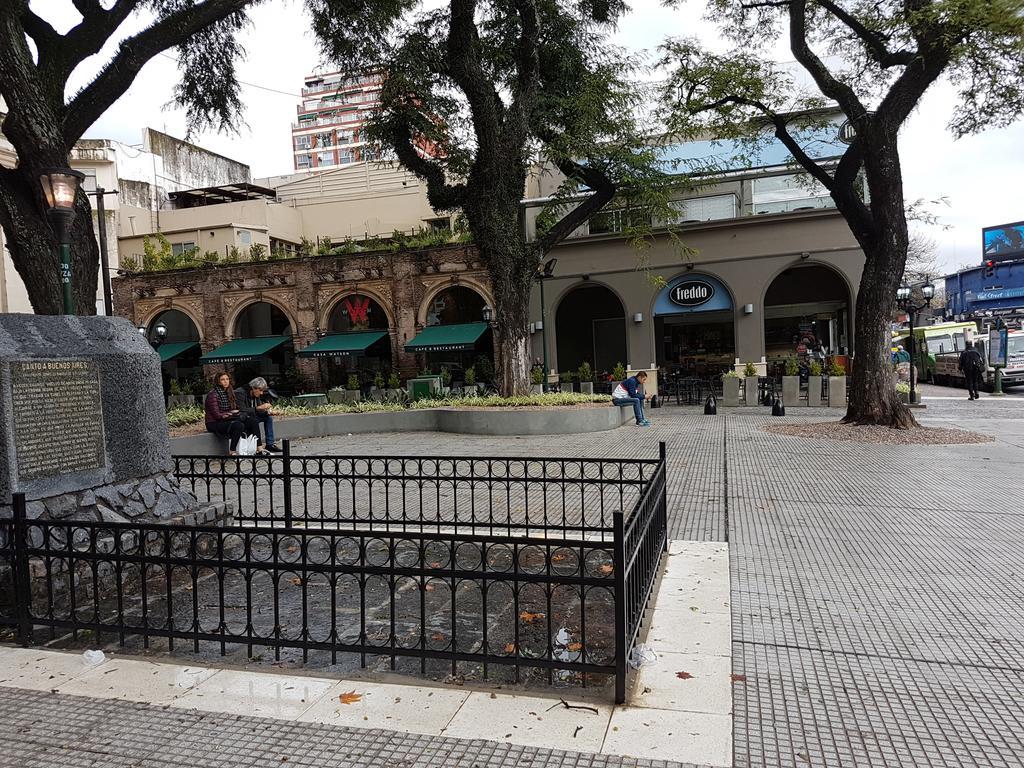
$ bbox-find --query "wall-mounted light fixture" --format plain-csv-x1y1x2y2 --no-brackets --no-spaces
633,312,644,323
800,251,811,260
535,319,544,330
743,303,754,315
685,262,695,271
529,322,536,334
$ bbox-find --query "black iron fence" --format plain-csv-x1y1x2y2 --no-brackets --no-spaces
1,443,667,702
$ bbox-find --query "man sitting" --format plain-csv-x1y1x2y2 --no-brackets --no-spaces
612,370,651,426
234,377,282,452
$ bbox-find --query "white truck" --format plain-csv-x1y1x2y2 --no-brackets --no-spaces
933,329,1024,391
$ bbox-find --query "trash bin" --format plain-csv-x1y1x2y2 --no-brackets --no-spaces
409,375,441,401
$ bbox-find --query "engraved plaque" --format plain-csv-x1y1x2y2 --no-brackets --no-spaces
11,360,106,481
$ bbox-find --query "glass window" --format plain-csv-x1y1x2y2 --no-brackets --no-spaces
751,174,833,215
238,230,252,246
317,151,334,166
296,154,312,167
1007,335,1024,365
171,241,195,257
925,335,953,354
80,168,98,193
669,194,737,223
338,150,355,164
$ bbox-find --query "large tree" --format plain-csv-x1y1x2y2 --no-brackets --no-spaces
309,0,670,395
661,0,1024,427
0,0,261,315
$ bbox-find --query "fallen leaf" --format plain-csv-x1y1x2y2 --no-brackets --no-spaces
338,691,362,705
731,674,747,683
431,632,446,642
424,583,435,592
689,606,700,612
289,577,304,586
567,642,583,652
503,642,517,653
598,564,614,576
519,610,545,624
285,546,299,554
676,671,694,680
551,553,567,563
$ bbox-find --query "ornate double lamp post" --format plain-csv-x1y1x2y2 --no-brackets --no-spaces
896,279,935,405
39,168,86,315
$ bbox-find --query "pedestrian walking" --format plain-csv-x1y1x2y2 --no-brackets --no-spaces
958,341,985,400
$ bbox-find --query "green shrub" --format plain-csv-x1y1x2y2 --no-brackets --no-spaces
166,405,204,428
809,360,823,377
531,367,544,385
612,362,627,380
120,255,140,272
475,354,495,382
387,372,401,389
299,236,316,257
411,392,606,410
743,362,758,378
464,366,476,386
168,379,183,396
317,235,333,255
203,250,220,264
373,370,384,388
249,243,268,261
560,370,575,383
577,361,593,382
784,357,799,376
723,369,740,378
895,381,911,394
440,366,452,386
346,374,360,391
827,359,846,377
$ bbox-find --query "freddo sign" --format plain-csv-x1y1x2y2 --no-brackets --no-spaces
670,280,714,308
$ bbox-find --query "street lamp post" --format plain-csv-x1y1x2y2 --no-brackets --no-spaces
138,322,167,350
896,278,935,406
535,258,557,391
40,168,86,315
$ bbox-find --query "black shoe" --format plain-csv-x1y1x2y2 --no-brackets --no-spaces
264,443,283,453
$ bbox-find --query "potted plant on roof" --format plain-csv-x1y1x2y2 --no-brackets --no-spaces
827,359,847,408
577,361,594,395
722,368,741,406
782,357,801,407
345,373,362,403
530,366,544,395
743,362,759,406
807,360,824,406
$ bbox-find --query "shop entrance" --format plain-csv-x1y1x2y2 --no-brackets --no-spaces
763,264,850,374
554,284,627,378
653,274,736,379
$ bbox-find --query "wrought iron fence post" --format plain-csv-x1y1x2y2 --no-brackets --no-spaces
12,493,32,647
613,508,627,704
282,439,293,529
659,441,668,552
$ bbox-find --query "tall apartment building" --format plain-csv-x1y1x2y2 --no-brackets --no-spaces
291,71,383,172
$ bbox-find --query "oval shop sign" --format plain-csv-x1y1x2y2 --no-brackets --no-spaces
669,280,715,308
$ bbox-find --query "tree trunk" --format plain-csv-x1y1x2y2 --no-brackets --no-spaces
843,242,917,428
0,160,99,315
485,246,533,397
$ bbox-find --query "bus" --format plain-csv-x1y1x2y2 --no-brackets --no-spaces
893,321,977,383
934,328,1024,390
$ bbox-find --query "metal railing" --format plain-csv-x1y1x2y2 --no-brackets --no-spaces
1,444,667,702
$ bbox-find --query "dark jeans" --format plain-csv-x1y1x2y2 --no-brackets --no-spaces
966,370,983,398
613,396,645,423
206,415,260,451
256,410,275,445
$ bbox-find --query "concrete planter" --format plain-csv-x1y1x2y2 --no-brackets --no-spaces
722,377,740,406
579,381,594,395
828,376,847,407
531,384,544,395
559,382,575,394
327,388,347,405
166,394,195,410
807,376,824,406
385,388,404,400
345,389,362,403
369,387,383,400
782,376,800,407
743,377,759,406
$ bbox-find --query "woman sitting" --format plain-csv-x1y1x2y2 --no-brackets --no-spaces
204,372,261,454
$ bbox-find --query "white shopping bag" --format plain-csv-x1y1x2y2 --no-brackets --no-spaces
237,435,259,456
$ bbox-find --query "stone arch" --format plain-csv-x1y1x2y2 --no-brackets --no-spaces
553,280,629,375
761,260,854,359
319,287,396,330
416,278,493,327
226,296,298,339
137,300,205,340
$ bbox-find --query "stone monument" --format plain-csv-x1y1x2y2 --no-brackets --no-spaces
0,314,226,524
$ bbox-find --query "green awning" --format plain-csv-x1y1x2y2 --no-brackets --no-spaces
297,330,388,358
157,341,200,363
404,322,489,353
200,336,290,364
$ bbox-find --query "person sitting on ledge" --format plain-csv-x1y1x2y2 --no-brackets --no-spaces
235,376,281,453
612,370,651,426
204,372,261,455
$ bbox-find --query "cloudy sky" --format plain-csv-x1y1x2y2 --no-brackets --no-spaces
37,0,1024,275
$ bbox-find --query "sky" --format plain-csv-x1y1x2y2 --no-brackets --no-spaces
32,0,1024,276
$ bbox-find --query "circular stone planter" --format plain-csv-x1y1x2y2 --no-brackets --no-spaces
171,405,633,454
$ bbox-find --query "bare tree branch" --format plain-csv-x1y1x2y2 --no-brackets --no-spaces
816,0,914,67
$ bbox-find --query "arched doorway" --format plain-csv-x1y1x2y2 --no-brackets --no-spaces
148,308,202,394
319,294,393,388
653,274,736,378
409,285,494,384
763,263,851,375
229,302,296,393
554,284,627,378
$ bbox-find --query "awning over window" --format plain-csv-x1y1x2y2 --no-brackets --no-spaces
297,330,388,358
157,341,200,363
404,322,489,353
200,336,290,364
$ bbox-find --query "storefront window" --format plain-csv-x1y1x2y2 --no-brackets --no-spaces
751,174,833,215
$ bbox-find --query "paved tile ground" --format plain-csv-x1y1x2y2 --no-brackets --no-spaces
3,384,1023,766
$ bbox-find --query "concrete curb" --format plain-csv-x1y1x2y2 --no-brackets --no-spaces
171,405,633,454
